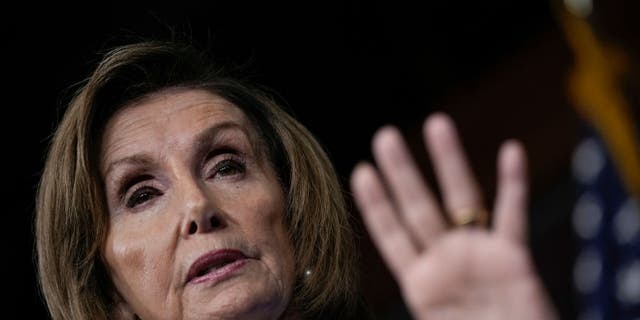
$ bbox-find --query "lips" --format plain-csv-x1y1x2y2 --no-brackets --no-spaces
186,249,248,284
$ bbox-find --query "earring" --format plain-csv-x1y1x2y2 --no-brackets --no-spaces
304,268,312,278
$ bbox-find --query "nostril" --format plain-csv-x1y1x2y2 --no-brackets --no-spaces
188,221,197,234
186,215,223,236
210,216,222,229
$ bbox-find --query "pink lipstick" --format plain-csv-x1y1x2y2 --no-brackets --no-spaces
186,249,248,285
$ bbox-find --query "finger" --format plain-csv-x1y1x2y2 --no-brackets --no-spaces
493,140,528,242
423,113,485,225
351,162,418,275
372,126,446,246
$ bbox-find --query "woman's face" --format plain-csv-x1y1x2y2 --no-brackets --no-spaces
100,89,295,319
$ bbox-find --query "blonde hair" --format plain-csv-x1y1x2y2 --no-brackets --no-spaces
36,41,359,319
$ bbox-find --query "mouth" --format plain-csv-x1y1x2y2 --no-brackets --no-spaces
186,249,249,285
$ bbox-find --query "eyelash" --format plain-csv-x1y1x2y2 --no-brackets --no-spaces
207,154,246,179
126,186,162,209
122,154,246,209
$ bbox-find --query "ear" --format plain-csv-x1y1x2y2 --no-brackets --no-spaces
111,291,138,320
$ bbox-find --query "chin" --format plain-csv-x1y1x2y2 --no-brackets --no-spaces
183,275,290,320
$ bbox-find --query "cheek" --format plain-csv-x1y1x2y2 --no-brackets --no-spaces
239,184,288,241
238,186,295,280
103,214,178,309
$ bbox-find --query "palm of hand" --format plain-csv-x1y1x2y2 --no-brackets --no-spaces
401,230,549,320
351,114,557,320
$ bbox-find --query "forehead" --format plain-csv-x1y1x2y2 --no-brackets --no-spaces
106,88,247,130
100,89,253,166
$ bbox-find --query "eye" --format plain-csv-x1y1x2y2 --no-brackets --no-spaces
126,186,163,208
208,156,246,179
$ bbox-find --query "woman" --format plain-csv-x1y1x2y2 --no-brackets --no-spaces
36,41,556,319
37,42,359,319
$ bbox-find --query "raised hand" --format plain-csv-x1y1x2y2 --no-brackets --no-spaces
350,113,557,320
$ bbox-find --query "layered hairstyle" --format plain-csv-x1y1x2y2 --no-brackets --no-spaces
36,41,359,319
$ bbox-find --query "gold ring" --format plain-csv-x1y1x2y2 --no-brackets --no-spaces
451,207,489,227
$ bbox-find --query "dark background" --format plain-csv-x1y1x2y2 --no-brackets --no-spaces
5,1,582,318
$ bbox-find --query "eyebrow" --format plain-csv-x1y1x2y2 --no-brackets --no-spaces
193,121,245,149
103,121,246,178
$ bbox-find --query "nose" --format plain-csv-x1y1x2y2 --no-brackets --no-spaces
180,180,226,237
